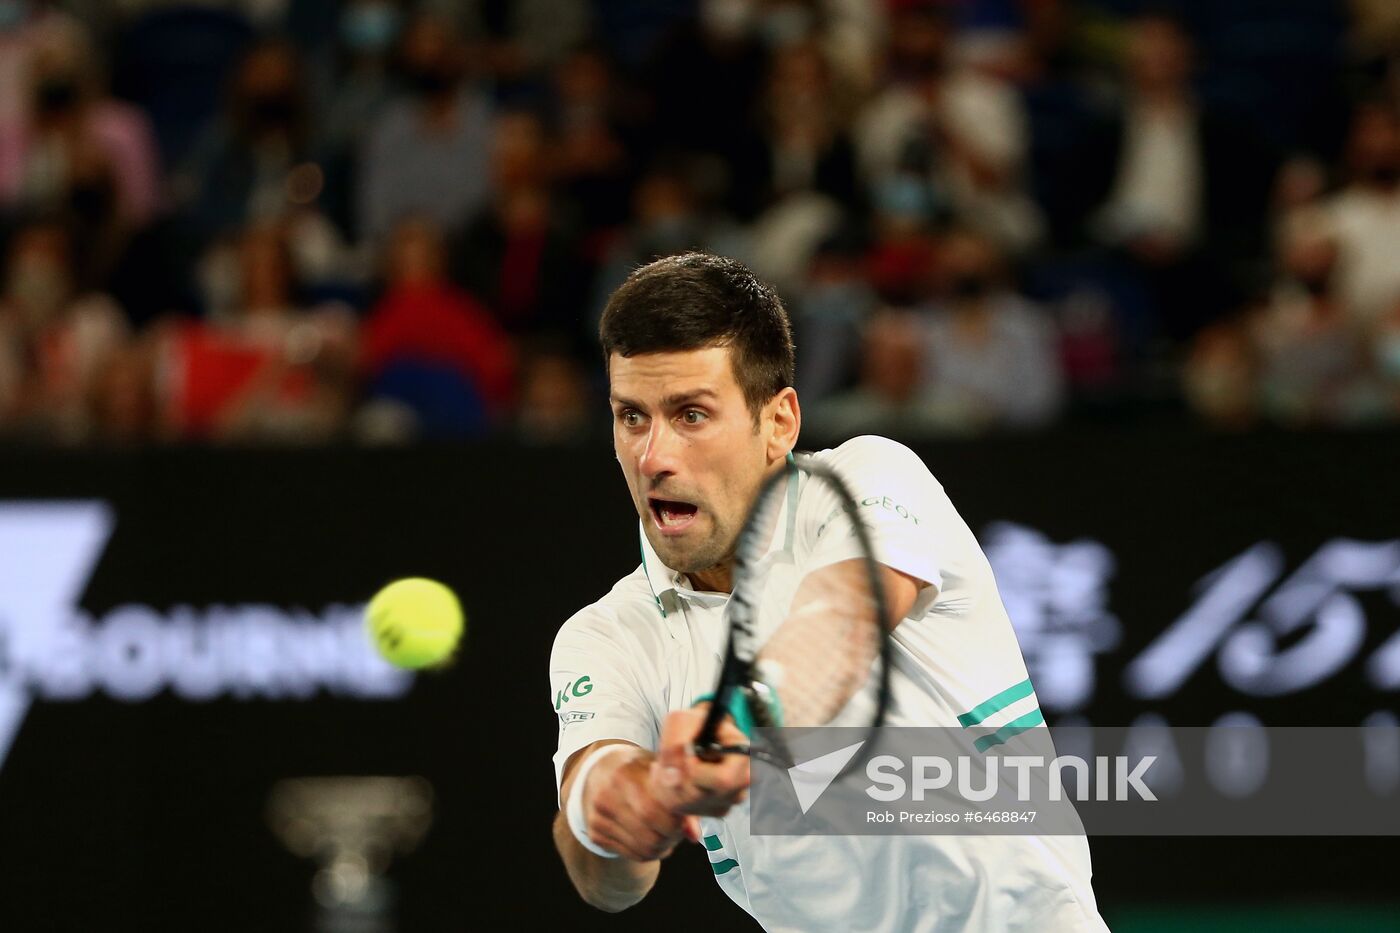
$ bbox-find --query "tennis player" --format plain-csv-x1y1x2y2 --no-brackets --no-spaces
551,253,1109,931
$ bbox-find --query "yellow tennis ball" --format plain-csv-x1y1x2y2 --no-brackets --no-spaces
366,578,464,669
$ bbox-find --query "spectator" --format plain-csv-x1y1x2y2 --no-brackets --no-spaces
450,110,590,345
87,338,157,445
514,341,594,445
159,223,356,443
855,2,1043,254
548,43,636,235
1321,101,1400,324
807,308,951,439
319,0,405,150
357,11,494,243
0,17,160,223
642,0,770,216
791,231,877,402
592,162,752,321
1271,154,1329,243
864,170,940,306
1182,320,1258,430
1247,219,1367,426
921,229,1064,429
1082,13,1274,342
361,216,515,434
742,41,861,292
174,38,316,240
750,40,859,210
0,217,129,442
313,0,406,235
0,18,161,282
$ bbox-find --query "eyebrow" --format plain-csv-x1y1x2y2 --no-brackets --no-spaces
610,389,719,410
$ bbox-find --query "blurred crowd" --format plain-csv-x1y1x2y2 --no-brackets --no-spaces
0,0,1397,445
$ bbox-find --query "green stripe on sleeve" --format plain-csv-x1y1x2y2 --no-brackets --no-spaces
973,708,1045,752
957,678,1034,728
710,858,739,875
702,834,723,851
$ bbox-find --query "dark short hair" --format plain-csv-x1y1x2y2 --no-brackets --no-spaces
600,253,795,417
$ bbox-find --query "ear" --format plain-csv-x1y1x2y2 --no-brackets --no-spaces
765,387,800,463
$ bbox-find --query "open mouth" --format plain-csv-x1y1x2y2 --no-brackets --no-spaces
648,497,700,534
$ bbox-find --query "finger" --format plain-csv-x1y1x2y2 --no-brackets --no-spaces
657,707,707,773
615,764,688,837
651,708,711,808
593,780,682,860
651,750,750,816
688,755,751,797
637,795,688,842
586,810,652,862
599,808,677,861
684,815,702,844
715,715,750,749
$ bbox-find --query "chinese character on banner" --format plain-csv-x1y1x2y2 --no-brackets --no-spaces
981,522,1121,712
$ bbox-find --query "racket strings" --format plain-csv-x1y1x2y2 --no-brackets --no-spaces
756,554,883,728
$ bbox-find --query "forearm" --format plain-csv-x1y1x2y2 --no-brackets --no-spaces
759,560,921,725
552,809,660,912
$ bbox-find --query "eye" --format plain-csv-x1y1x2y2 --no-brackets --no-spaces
619,409,643,428
681,409,708,425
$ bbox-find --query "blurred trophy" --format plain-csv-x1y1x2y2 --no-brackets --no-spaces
268,776,434,933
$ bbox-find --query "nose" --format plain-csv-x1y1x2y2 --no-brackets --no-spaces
638,420,679,482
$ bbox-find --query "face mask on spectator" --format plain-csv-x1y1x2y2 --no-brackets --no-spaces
875,175,933,223
70,178,116,223
950,274,992,303
1367,163,1400,187
0,0,27,31
35,76,79,116
1297,271,1332,298
890,53,946,85
342,2,400,54
248,92,297,130
406,63,454,98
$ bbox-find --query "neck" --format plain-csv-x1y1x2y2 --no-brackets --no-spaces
688,562,734,594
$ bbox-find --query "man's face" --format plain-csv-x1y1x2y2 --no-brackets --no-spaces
610,346,784,579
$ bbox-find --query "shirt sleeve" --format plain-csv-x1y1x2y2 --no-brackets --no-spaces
798,435,947,617
549,606,660,802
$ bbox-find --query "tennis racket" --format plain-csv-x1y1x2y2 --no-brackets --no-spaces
693,457,892,770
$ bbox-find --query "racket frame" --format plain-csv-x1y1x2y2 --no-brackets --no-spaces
693,458,894,770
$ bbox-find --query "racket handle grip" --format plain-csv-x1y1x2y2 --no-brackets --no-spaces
692,685,784,739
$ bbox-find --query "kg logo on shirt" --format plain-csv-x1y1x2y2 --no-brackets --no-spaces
554,675,593,710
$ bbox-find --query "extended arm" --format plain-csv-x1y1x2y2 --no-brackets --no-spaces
758,559,924,725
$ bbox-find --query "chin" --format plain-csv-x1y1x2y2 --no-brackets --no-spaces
651,537,703,573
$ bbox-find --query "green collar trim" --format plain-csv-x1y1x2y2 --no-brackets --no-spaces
782,451,799,554
639,534,667,618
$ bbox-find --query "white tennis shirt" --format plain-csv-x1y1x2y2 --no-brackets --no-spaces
550,435,1108,932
